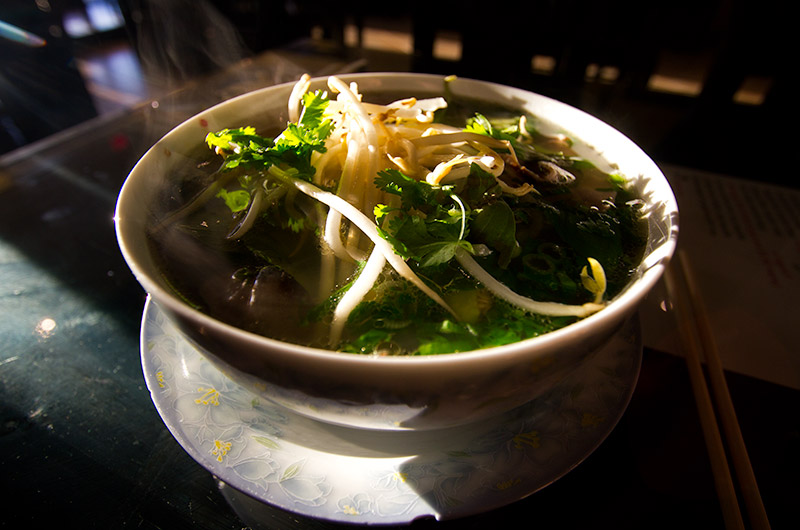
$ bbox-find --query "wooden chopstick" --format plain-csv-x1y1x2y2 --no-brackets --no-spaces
675,251,772,530
664,260,745,530
664,251,771,530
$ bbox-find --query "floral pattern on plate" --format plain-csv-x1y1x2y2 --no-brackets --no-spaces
140,297,641,525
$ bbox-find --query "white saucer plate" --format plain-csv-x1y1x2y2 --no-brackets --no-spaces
140,297,642,525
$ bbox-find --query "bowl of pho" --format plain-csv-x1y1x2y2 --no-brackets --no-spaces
116,73,678,430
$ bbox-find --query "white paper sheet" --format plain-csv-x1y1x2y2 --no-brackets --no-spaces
640,164,800,390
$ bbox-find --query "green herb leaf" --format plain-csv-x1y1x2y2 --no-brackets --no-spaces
299,91,333,132
215,188,251,212
374,169,474,267
375,169,438,211
206,91,333,184
471,201,519,268
465,113,517,143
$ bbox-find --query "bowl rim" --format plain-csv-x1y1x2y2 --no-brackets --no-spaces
115,71,678,367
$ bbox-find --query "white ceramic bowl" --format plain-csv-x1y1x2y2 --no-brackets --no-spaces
116,73,678,431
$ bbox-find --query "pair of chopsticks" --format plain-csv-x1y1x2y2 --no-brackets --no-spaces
663,251,771,530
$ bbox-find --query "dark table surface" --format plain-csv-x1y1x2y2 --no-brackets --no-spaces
1,49,797,529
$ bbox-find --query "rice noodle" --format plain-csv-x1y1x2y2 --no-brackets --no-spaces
337,128,362,203
311,141,344,186
328,76,381,211
329,77,379,168
323,76,389,333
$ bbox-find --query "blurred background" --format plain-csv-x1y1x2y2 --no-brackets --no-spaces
0,0,788,185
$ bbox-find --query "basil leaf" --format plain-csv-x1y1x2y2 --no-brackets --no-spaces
471,201,519,268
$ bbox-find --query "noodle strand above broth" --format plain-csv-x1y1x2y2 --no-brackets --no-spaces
149,75,648,355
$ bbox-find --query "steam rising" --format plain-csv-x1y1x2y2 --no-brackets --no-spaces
129,0,251,87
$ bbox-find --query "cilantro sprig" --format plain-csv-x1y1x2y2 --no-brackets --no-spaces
205,90,333,183
374,169,474,268
373,166,524,270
